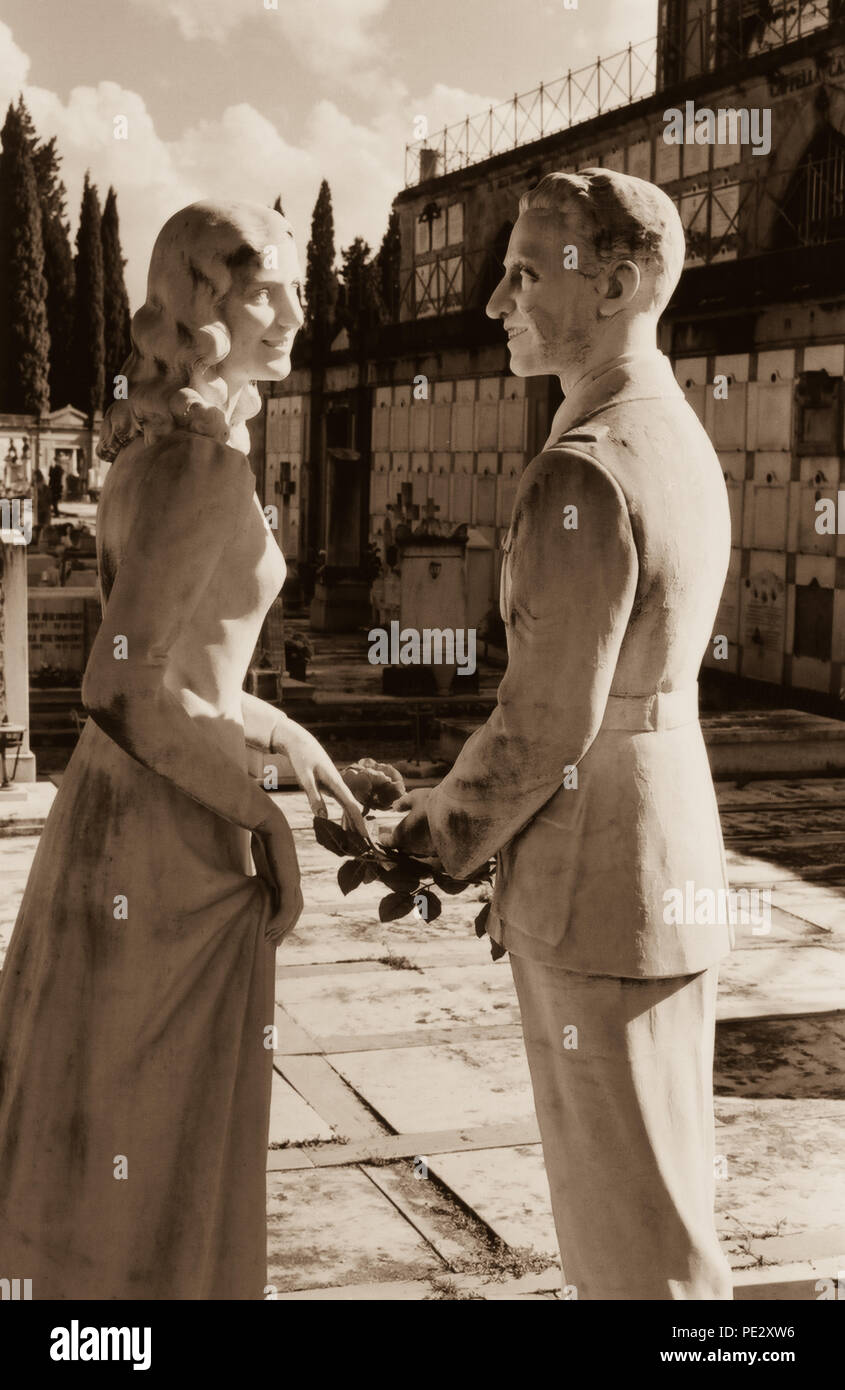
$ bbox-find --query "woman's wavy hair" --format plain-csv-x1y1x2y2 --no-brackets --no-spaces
99,200,295,462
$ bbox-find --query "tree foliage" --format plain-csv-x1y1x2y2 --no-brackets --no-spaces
100,186,131,412
303,179,339,359
19,98,76,410
71,172,105,419
0,98,51,414
335,236,382,349
376,207,401,323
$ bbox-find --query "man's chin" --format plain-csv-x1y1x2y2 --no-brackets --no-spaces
506,348,536,378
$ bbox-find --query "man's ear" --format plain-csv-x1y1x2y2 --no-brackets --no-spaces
597,259,640,318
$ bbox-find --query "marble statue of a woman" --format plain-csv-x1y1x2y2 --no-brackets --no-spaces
0,201,367,1300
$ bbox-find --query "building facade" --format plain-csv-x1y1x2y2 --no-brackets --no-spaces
1,406,104,497
256,0,845,700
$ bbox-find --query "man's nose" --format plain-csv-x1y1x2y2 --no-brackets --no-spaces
486,274,510,321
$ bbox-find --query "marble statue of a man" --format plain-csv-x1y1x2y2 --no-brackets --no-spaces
392,168,735,1300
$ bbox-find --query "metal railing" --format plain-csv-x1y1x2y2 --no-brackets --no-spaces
404,1,833,185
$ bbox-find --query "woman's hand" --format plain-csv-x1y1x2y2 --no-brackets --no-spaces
271,721,370,841
252,806,304,945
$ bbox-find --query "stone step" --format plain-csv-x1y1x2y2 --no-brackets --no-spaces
433,708,845,780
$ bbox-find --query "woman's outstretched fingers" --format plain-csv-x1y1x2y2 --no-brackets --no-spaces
338,792,370,839
320,767,370,838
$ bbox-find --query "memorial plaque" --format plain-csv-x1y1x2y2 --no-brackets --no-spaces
740,566,785,653
28,593,89,673
410,406,431,451
795,371,841,453
371,407,390,450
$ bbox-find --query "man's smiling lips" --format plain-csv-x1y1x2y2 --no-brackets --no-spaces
506,325,528,342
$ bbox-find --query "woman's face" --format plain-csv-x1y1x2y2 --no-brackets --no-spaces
219,234,304,390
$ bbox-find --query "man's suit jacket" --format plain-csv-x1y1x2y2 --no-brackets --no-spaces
425,351,734,978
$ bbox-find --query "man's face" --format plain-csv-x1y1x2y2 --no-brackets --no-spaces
486,208,598,379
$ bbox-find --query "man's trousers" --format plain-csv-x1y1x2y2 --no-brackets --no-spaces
509,953,734,1300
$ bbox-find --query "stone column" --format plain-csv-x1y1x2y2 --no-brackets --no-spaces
0,529,36,783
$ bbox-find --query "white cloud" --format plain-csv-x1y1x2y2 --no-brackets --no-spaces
133,0,391,73
0,19,504,311
401,81,505,141
0,21,29,95
277,0,391,72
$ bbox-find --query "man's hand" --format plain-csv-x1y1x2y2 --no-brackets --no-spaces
387,787,436,857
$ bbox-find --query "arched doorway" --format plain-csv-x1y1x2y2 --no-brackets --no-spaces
773,124,845,249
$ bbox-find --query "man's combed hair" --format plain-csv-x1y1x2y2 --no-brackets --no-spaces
519,168,686,312
98,201,294,462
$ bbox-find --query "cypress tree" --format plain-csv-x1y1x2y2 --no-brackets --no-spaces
303,179,338,360
376,208,401,323
40,182,76,409
71,172,105,419
18,99,76,410
100,186,131,412
336,237,380,348
0,100,51,414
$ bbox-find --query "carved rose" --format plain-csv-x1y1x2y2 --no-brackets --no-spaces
341,757,406,810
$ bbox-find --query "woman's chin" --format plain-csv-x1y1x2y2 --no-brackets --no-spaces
258,354,291,382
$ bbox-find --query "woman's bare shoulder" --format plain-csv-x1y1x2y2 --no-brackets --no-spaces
100,430,254,541
136,428,249,472
114,429,253,499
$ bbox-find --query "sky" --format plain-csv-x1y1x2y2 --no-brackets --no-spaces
0,0,656,308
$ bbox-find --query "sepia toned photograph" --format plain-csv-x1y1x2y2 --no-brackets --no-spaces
0,0,843,1358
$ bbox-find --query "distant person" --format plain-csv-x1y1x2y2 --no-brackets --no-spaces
48,460,65,515
58,525,84,585
31,470,52,547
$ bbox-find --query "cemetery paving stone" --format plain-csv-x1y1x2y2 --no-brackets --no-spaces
1,779,844,1298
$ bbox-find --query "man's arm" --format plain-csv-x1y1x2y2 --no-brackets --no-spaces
424,447,638,878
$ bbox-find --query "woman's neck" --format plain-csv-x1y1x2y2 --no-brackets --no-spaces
223,379,248,424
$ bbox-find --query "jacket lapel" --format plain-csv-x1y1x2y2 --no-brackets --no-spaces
544,352,683,448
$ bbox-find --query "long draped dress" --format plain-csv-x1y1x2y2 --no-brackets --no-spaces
0,429,284,1299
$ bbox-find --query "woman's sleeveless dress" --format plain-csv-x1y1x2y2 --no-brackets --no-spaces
0,452,284,1300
